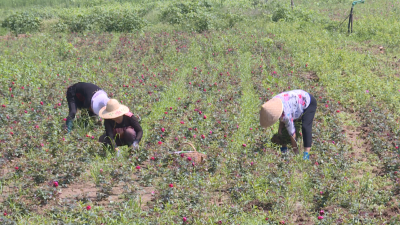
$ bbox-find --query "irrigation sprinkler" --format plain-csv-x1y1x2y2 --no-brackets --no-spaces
348,0,365,33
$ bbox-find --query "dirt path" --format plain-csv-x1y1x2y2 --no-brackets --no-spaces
57,178,155,210
340,113,382,178
336,110,400,221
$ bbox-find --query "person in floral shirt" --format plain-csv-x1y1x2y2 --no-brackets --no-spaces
260,89,317,160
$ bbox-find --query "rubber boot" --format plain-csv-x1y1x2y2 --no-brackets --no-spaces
303,152,309,160
66,120,73,134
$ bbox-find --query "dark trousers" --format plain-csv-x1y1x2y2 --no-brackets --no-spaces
302,94,317,148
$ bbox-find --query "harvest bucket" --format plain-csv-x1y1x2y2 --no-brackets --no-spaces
173,142,207,164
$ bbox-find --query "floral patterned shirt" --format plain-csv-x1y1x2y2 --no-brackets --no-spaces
272,90,311,136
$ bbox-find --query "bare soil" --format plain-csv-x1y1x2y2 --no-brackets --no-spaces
243,199,273,212
0,34,30,40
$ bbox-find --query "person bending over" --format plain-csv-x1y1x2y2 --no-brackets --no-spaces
65,82,109,133
260,89,317,160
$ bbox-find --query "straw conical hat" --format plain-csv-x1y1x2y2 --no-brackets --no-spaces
259,98,283,128
99,99,130,119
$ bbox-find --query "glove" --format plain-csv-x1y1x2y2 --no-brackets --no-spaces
280,147,287,153
66,120,73,133
132,140,139,149
303,152,310,160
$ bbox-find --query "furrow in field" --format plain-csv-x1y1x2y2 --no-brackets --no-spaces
227,51,260,152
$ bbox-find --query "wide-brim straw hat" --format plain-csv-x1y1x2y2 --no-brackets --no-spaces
99,99,130,119
259,97,283,128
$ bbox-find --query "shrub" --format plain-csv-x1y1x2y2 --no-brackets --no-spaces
52,21,68,33
160,1,202,25
184,10,216,32
2,12,42,35
99,8,147,32
217,11,243,29
56,6,147,33
59,9,97,33
160,1,241,32
271,5,314,22
159,5,184,25
271,5,292,22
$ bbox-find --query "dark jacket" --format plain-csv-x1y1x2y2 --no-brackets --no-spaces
104,113,143,148
66,82,103,122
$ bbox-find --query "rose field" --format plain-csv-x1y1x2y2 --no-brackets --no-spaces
1,0,400,224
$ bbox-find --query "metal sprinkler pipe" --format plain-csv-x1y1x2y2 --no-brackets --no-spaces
348,0,365,33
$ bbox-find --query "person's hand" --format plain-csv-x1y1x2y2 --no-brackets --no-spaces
132,140,139,150
96,118,103,126
290,133,298,154
271,134,281,145
278,121,284,135
292,147,299,154
291,133,297,146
